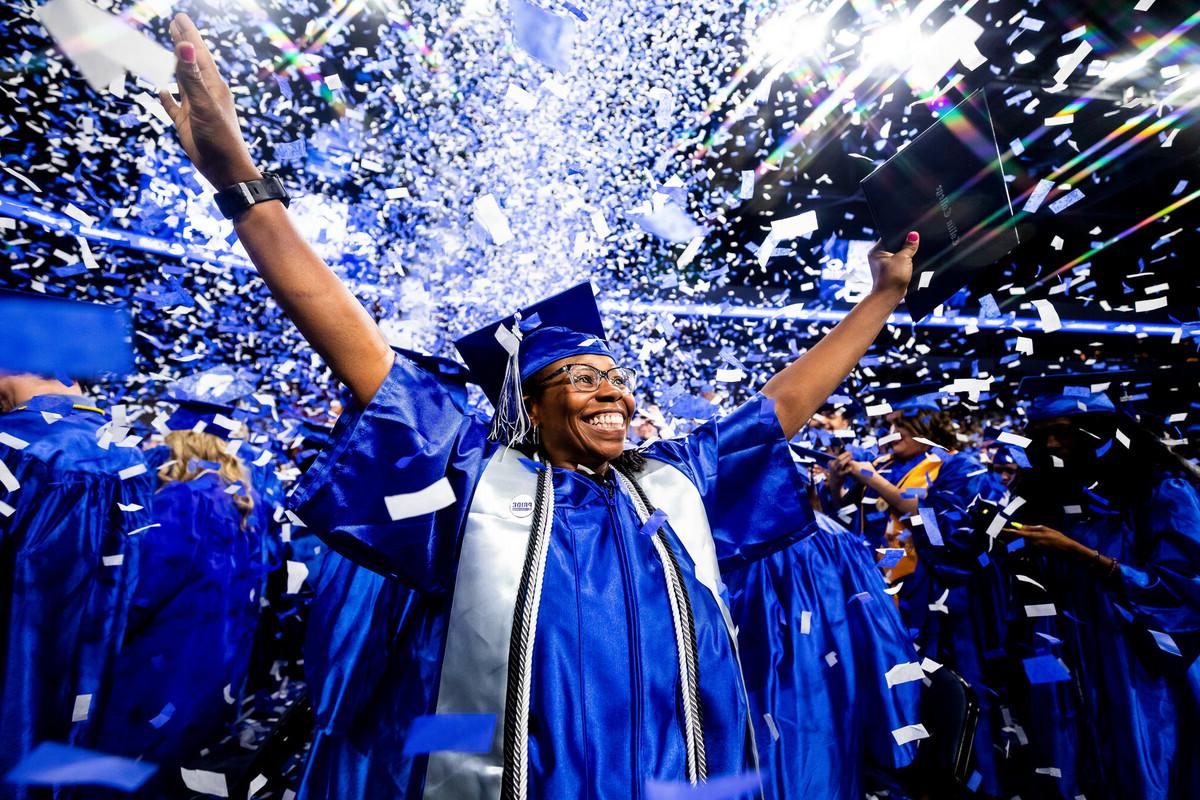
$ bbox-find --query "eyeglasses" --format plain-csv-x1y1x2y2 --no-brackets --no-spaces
536,363,638,394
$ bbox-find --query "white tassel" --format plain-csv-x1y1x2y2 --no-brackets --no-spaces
488,318,532,445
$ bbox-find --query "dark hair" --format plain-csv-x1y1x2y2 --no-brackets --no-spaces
895,409,958,451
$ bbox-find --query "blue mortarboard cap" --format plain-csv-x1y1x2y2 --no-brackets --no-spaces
165,365,255,407
1026,390,1116,423
894,392,948,414
164,399,241,439
0,292,132,378
518,327,615,383
454,283,611,406
454,283,613,444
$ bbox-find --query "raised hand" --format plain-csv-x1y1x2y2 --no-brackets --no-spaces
157,13,260,189
867,232,919,298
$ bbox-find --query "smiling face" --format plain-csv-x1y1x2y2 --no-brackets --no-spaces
525,352,636,472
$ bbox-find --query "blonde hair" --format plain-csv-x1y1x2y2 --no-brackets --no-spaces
158,430,255,526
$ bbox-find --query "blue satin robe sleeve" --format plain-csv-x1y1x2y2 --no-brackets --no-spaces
646,395,812,569
1114,476,1200,664
305,549,409,735
287,355,491,593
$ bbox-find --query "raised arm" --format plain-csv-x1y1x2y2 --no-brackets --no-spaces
158,13,393,405
763,233,919,438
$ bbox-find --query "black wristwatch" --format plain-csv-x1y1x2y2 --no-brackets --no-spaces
213,172,290,220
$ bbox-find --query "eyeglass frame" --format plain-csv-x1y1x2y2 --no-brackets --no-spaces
533,362,638,394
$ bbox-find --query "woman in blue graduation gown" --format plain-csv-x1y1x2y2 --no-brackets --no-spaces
724,501,922,800
94,429,264,772
160,15,922,795
1000,392,1200,800
0,380,153,798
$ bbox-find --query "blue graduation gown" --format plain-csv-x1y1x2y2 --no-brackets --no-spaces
1005,473,1200,800
94,472,264,767
904,453,1010,796
0,398,152,797
289,355,811,798
725,512,922,800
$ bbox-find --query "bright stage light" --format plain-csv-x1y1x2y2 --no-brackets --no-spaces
863,13,984,91
750,4,828,66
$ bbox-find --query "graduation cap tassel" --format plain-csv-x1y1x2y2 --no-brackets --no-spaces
488,320,532,446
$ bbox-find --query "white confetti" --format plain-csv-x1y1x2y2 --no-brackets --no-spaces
385,477,457,521
472,194,514,246
1032,299,1062,333
891,724,931,745
180,768,229,798
72,693,92,722
285,560,308,594
884,661,926,688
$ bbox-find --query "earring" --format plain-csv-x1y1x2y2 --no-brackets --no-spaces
528,425,541,446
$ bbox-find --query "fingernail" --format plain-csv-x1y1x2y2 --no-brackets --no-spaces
180,42,195,64
906,231,919,242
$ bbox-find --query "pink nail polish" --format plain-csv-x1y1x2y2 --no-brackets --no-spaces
180,42,196,64
906,231,919,242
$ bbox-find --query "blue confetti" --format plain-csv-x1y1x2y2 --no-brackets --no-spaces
646,772,760,800
638,508,669,537
403,713,497,756
1023,655,1071,684
4,742,157,791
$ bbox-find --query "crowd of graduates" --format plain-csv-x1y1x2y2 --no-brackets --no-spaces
2,355,1197,800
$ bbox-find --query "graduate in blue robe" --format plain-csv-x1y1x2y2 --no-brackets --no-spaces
93,419,265,777
999,391,1200,800
724,499,922,800
0,376,153,798
156,29,923,792
292,316,810,798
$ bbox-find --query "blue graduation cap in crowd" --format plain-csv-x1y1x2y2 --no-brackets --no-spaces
870,381,952,415
0,291,132,379
454,283,615,444
162,366,259,440
164,398,243,440
1017,373,1118,422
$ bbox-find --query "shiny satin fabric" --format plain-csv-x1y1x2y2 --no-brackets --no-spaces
299,549,421,798
0,399,153,800
1004,473,1200,799
725,513,921,800
289,355,812,798
92,473,265,772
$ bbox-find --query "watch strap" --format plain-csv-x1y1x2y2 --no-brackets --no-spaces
214,173,290,220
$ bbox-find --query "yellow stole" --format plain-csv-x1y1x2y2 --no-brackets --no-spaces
880,453,946,584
